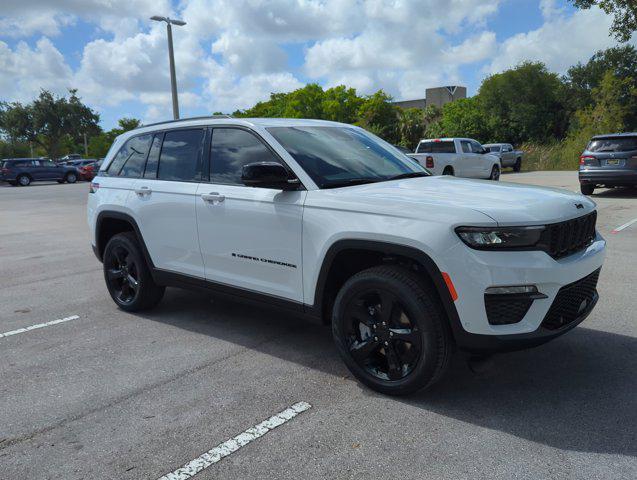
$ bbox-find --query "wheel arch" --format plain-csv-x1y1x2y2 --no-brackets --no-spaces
310,239,462,338
95,211,155,270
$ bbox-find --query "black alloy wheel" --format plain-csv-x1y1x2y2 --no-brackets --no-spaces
343,289,422,381
103,232,165,311
332,266,453,395
105,244,140,305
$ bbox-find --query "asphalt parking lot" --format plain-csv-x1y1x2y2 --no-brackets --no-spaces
1,172,636,480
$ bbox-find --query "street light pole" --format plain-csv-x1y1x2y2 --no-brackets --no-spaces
166,21,179,120
150,16,187,120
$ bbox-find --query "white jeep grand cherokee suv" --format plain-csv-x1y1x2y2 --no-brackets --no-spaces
88,117,605,395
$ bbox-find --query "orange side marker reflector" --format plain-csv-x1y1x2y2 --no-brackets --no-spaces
442,272,458,302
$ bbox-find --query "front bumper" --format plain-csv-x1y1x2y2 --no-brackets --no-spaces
441,233,606,352
579,168,637,186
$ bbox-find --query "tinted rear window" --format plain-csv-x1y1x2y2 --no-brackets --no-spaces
8,160,33,167
587,137,637,153
157,129,205,182
417,141,455,154
107,134,152,177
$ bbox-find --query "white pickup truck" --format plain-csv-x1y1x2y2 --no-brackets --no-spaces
408,138,501,180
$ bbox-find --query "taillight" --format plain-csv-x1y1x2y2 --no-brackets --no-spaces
0,168,8,174
89,182,100,193
426,156,434,168
580,155,595,165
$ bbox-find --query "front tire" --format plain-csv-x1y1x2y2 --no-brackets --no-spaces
580,184,595,195
332,266,453,395
489,165,500,181
513,158,521,172
65,172,78,184
103,232,165,312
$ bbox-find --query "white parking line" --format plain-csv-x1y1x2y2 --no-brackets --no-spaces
157,401,312,480
611,217,637,234
0,315,80,338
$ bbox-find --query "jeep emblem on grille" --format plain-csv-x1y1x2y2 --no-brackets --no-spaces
575,203,584,209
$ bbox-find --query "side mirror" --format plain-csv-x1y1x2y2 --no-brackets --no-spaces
241,162,299,190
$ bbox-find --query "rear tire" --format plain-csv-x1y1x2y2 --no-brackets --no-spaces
103,232,165,312
513,158,521,172
332,265,453,395
442,167,454,176
580,184,595,195
17,174,31,186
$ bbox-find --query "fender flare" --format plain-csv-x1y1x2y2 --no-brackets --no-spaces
310,239,463,339
95,211,155,270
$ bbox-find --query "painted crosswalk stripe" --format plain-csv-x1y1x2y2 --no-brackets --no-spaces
157,401,312,480
611,217,637,234
0,315,80,338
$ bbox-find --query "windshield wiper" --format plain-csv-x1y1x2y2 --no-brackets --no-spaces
386,172,430,180
321,178,383,189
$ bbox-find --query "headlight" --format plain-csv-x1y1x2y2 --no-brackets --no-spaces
455,226,545,250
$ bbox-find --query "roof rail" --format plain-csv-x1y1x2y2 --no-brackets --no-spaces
135,114,234,130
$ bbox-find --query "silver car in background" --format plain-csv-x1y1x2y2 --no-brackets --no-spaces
484,143,524,172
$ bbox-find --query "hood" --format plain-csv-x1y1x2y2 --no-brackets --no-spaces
308,176,596,225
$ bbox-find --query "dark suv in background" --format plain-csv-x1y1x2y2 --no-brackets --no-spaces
0,158,79,186
579,133,637,195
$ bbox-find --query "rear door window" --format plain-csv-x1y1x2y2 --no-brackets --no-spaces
157,129,205,182
587,137,637,153
143,133,163,179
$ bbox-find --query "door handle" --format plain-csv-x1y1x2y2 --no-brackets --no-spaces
134,186,152,196
201,192,225,204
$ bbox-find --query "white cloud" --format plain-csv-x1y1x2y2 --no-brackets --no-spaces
487,5,633,75
0,0,172,37
0,38,73,102
0,0,633,127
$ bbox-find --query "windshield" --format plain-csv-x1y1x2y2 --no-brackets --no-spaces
587,137,637,153
267,126,429,188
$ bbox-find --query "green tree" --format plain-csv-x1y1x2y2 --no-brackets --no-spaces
565,45,637,128
321,85,362,123
356,90,399,143
479,62,569,143
568,0,637,42
396,108,425,150
559,71,636,168
87,117,142,158
438,97,491,142
0,90,100,159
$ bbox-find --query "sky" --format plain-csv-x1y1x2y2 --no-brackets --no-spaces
0,0,633,129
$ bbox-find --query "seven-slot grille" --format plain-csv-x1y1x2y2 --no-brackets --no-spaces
541,268,600,330
542,211,597,259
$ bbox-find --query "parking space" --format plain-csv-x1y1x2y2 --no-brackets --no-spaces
1,174,636,479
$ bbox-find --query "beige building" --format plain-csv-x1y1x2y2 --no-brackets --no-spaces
393,86,467,110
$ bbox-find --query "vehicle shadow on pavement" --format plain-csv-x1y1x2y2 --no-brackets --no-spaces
593,187,637,198
141,289,636,458
407,327,637,457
